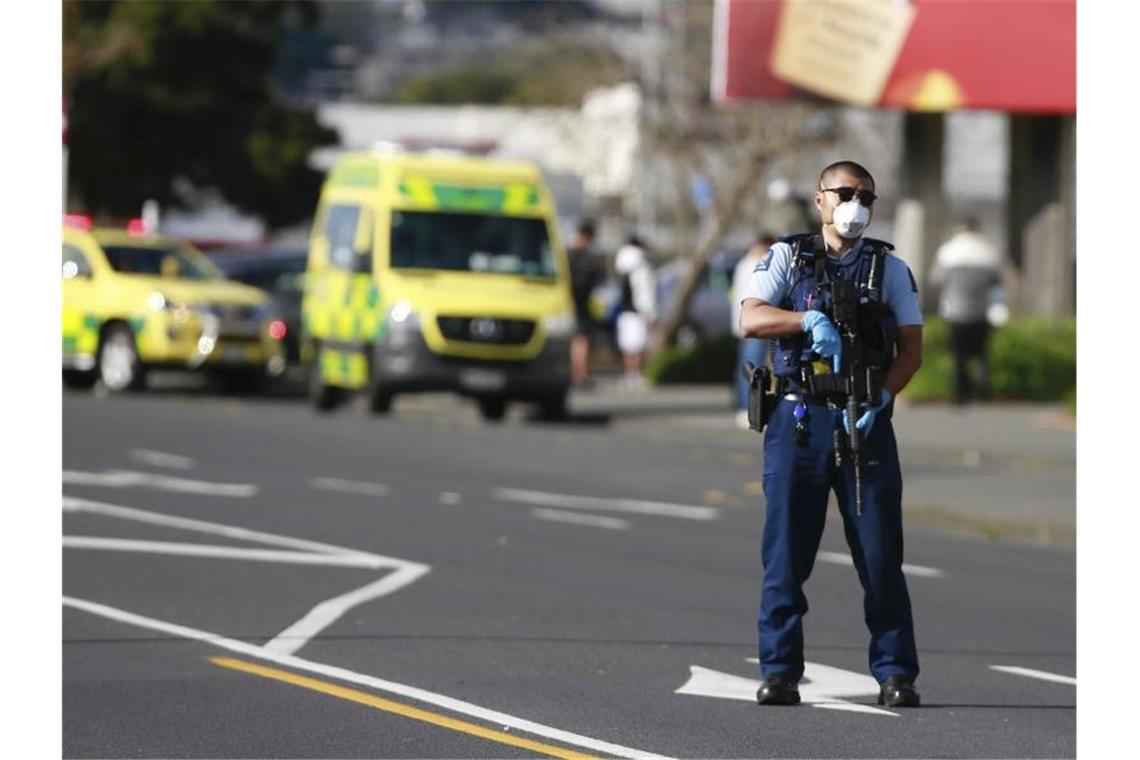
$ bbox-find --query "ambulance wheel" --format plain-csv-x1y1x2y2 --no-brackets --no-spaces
63,369,98,391
477,396,507,422
308,356,343,412
536,390,568,420
98,323,146,392
368,388,393,415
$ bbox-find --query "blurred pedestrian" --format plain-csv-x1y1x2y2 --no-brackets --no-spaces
929,218,1004,406
614,235,656,388
739,160,924,709
732,234,775,429
567,220,604,387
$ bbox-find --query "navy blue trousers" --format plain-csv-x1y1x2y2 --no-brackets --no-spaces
758,398,919,684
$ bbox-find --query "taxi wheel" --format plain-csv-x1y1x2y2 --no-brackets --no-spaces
217,369,267,396
98,324,146,393
477,397,507,422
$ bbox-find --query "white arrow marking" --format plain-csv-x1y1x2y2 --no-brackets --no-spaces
63,469,255,497
677,663,898,717
817,550,945,579
494,487,718,521
989,665,1076,685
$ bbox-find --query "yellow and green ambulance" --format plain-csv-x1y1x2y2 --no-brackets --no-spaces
62,222,286,392
302,150,575,420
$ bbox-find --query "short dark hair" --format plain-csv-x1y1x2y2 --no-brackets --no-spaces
819,160,875,190
576,219,597,238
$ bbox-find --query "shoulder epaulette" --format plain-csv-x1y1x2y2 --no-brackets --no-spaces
862,237,895,251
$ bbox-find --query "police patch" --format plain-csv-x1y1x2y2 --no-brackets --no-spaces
753,250,774,273
906,267,919,293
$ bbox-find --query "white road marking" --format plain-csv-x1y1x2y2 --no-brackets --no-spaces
439,492,462,506
265,565,431,655
493,487,718,521
63,469,256,497
129,448,196,470
677,662,897,717
816,550,945,578
63,496,428,654
531,509,630,531
989,665,1076,685
310,477,390,498
62,597,670,760
62,536,384,568
64,496,376,560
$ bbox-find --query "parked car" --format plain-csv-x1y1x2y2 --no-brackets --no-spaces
208,247,307,364
655,251,743,348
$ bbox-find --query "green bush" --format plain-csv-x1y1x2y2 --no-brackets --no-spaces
909,317,1076,402
646,333,738,385
650,317,1076,403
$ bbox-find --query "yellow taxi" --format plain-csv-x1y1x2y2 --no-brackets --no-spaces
62,219,287,392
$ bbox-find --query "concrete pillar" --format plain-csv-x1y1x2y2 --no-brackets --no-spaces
1006,114,1075,316
899,112,945,312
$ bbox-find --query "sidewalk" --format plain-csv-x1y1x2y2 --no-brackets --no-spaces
568,380,1076,546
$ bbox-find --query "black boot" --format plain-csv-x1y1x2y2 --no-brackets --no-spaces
756,676,801,706
877,676,920,707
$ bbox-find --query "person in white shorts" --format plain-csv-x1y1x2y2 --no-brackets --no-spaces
614,236,656,386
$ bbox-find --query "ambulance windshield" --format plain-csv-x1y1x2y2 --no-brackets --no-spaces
389,211,556,278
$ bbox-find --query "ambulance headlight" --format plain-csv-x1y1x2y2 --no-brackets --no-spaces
542,312,576,339
388,300,418,326
386,301,419,349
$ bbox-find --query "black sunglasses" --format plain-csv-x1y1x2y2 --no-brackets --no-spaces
821,186,878,207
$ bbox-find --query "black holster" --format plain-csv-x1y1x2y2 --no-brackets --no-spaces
743,362,778,434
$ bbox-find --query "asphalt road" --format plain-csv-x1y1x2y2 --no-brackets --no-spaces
62,383,1075,759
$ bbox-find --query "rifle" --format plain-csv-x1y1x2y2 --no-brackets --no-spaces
803,246,885,516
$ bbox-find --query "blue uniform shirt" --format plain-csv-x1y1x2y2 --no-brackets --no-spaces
740,237,923,327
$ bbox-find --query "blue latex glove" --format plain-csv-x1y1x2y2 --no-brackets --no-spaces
843,388,893,435
801,310,842,371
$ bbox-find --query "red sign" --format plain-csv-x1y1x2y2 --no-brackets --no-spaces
712,0,1075,114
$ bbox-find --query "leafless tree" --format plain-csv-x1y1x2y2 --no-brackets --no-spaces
639,0,832,352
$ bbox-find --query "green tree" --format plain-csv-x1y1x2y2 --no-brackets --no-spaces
64,0,338,229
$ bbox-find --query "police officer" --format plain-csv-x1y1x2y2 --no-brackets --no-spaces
739,161,924,708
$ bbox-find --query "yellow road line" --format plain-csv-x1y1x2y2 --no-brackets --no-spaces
209,657,598,760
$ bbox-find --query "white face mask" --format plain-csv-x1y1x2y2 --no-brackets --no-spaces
832,200,870,239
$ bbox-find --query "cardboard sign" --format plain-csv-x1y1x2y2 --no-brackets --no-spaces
769,0,916,107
